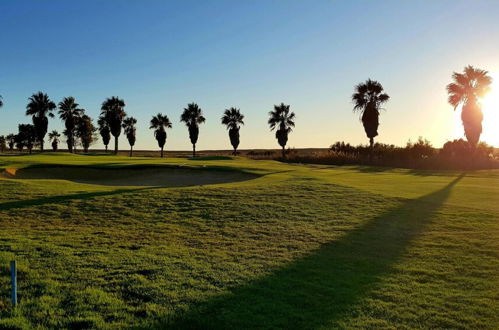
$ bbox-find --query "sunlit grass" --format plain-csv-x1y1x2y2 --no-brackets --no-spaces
0,154,497,328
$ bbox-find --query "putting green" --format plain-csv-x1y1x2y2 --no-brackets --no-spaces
1,165,259,187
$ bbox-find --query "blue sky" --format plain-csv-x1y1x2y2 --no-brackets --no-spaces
1,0,499,150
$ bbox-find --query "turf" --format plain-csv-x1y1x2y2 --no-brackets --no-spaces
0,153,497,329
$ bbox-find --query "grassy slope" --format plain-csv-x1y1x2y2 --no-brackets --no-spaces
0,153,497,329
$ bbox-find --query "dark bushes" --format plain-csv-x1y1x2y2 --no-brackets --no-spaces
274,138,498,170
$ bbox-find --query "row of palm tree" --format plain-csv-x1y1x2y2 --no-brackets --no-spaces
0,65,492,157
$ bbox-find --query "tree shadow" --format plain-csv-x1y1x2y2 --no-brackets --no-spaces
160,173,465,329
0,187,153,211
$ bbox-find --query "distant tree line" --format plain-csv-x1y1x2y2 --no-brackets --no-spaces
0,65,493,159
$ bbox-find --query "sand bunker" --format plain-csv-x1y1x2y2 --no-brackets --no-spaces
2,166,258,187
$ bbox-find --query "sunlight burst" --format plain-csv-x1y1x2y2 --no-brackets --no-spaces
480,73,499,146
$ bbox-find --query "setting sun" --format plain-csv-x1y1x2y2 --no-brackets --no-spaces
481,73,499,146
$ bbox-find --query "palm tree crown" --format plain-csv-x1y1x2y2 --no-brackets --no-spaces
221,107,245,130
150,113,172,158
180,103,205,157
48,130,60,142
268,103,295,131
447,65,492,146
447,65,491,108
352,79,389,147
268,103,295,157
48,130,61,151
26,92,56,151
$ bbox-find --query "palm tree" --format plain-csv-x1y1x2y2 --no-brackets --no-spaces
122,116,137,157
48,130,61,151
0,136,6,153
6,134,15,151
17,124,36,154
26,92,56,151
180,103,205,157
447,65,492,146
221,108,245,155
58,97,83,153
97,115,111,152
352,79,390,148
100,97,126,154
150,113,172,158
75,114,97,153
268,103,295,158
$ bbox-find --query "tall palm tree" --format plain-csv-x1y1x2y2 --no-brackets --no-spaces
221,107,245,155
58,97,83,153
352,79,390,148
0,136,5,153
97,115,111,152
150,113,172,158
6,134,15,151
75,114,97,153
26,92,56,151
268,103,295,158
180,103,205,157
447,65,492,146
122,116,137,157
100,97,126,154
48,130,61,151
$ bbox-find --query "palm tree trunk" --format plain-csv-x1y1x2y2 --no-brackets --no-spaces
161,147,164,158
369,137,374,148
129,146,132,157
40,140,44,152
105,145,108,152
114,136,118,155
233,147,237,156
282,146,285,158
193,144,196,158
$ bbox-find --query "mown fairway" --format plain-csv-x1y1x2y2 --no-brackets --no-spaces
0,154,497,329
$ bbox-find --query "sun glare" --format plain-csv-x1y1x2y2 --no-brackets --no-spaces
480,73,499,146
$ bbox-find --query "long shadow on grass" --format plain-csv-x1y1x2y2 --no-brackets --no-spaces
0,187,153,211
161,174,465,329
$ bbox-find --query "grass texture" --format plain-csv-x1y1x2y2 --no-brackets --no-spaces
0,153,497,329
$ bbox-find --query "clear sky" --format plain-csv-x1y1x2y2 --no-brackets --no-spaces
1,0,499,150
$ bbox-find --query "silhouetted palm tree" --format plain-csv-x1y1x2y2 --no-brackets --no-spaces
0,136,5,153
100,97,126,154
221,107,245,155
150,113,172,158
75,114,97,153
122,116,137,157
26,92,56,151
180,103,205,157
48,130,60,151
6,134,15,151
97,115,111,152
17,124,36,154
58,97,83,153
268,103,295,157
447,65,492,146
352,79,390,148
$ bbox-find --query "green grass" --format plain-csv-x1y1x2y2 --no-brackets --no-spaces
0,153,497,329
